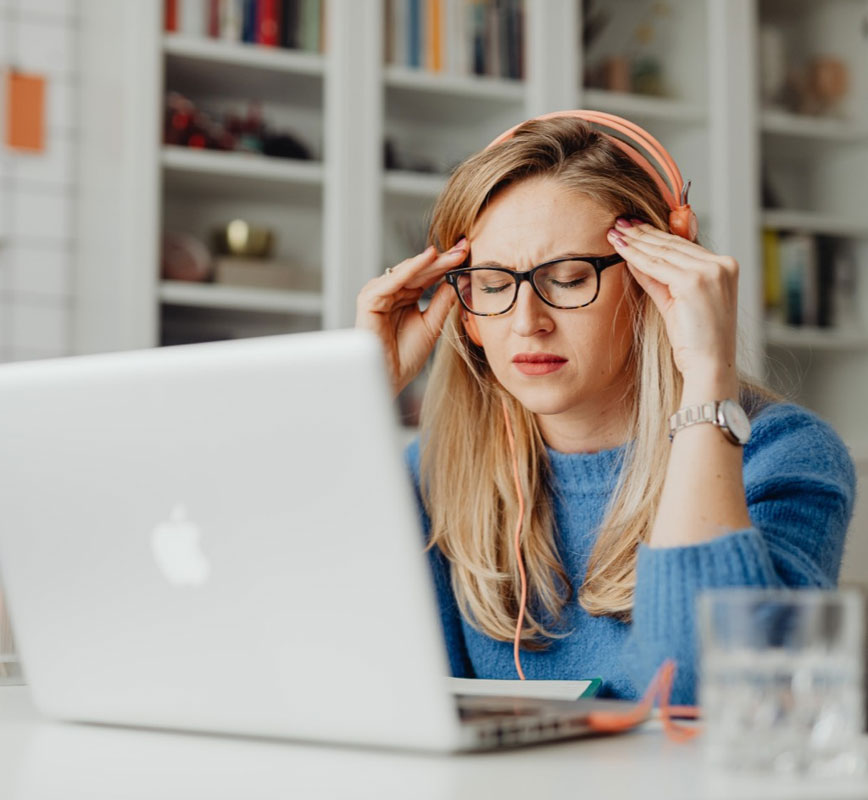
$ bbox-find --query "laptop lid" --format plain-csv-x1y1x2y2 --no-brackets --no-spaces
0,329,463,751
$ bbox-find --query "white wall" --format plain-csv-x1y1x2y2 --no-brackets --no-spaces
0,0,78,363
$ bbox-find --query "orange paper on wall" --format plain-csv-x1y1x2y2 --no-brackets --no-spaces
5,71,46,153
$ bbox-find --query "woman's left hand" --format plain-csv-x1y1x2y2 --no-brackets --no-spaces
607,217,739,386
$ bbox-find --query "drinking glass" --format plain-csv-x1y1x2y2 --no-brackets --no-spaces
699,588,865,776
0,578,23,685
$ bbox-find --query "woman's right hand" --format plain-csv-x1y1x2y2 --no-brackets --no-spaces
355,237,469,397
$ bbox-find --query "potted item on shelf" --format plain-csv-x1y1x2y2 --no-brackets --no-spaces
213,219,275,258
161,232,213,282
779,56,851,118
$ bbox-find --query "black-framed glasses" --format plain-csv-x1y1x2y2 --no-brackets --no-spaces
444,253,624,316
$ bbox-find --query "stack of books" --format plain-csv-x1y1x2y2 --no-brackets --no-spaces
164,0,325,52
384,0,524,79
763,229,861,332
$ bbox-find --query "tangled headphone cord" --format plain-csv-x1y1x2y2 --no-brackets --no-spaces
501,397,701,742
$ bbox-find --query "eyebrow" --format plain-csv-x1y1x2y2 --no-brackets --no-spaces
469,251,610,268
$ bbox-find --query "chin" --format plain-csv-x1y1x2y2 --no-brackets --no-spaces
503,384,578,416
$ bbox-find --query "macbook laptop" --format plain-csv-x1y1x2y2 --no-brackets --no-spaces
0,329,639,751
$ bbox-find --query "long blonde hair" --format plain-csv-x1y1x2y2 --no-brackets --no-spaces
418,117,775,647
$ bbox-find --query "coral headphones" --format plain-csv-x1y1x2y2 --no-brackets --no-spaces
461,109,697,349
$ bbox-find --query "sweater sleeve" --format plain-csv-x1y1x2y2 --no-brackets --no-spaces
621,403,857,705
404,439,475,678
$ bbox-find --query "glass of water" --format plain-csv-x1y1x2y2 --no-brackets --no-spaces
0,579,23,685
699,588,865,776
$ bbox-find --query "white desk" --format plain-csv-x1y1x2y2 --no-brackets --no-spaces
1,687,867,800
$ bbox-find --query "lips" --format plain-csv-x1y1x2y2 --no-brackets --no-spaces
512,353,568,376
512,353,567,364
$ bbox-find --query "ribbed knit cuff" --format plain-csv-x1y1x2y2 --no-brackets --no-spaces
633,527,781,642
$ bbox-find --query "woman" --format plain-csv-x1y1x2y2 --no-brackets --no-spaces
355,113,856,704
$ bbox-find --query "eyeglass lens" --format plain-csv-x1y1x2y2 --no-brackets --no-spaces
455,260,598,315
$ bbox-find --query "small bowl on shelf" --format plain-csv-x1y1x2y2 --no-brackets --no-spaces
212,219,275,258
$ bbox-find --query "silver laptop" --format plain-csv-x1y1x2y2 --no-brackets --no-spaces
0,329,637,752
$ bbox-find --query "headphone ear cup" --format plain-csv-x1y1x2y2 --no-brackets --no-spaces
669,206,698,242
462,311,483,347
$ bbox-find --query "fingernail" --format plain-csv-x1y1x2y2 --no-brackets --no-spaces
615,217,633,228
608,229,627,247
449,237,467,252
629,217,646,225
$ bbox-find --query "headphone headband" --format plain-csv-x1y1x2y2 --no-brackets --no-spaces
484,110,697,241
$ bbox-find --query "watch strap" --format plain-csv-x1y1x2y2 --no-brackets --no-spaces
668,401,721,442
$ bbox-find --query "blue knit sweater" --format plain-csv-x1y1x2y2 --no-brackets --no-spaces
404,402,857,705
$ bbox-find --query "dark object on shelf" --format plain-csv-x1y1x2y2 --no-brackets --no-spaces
213,219,275,258
163,92,314,160
161,233,213,282
382,137,439,173
263,132,311,160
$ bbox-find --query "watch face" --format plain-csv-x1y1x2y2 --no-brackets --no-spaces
719,399,751,444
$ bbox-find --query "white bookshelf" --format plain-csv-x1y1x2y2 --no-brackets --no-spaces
580,89,707,126
765,321,868,352
159,281,323,315
73,0,868,447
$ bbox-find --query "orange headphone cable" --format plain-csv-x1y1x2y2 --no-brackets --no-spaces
502,396,528,681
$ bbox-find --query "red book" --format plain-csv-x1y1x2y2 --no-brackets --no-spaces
164,0,178,32
208,0,221,37
257,0,279,45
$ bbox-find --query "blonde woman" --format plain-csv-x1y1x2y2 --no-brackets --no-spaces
355,114,855,703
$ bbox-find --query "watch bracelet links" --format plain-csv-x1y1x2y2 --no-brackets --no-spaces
668,401,718,442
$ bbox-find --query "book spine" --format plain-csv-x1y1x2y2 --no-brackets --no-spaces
444,0,460,74
241,0,257,42
281,0,300,48
762,228,782,323
179,0,206,35
257,0,279,45
426,0,442,72
208,0,221,36
220,0,244,41
471,0,485,75
392,0,407,66
384,0,394,64
408,0,421,68
165,0,179,32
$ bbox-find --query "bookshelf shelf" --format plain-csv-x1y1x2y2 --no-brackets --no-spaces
765,321,868,351
384,170,447,199
163,33,325,75
384,64,524,101
762,209,868,239
162,146,324,186
159,281,324,315
761,110,868,143
580,89,707,125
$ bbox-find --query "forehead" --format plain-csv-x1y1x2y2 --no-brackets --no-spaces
468,177,615,262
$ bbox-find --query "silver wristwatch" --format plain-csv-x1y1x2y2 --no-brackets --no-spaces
668,398,751,445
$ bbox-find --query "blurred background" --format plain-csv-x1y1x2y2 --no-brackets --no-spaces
0,0,866,595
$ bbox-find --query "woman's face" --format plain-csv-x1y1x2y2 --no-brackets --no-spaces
466,176,637,429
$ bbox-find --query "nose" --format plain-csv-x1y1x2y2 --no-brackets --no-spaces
509,280,553,338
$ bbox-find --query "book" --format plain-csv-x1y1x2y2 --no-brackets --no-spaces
408,0,421,68
241,0,257,42
778,233,818,327
214,257,317,291
180,0,207,36
762,228,782,323
165,0,179,32
425,0,442,72
219,0,243,40
257,0,279,45
280,0,301,48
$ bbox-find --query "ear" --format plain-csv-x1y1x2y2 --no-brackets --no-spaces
461,311,483,347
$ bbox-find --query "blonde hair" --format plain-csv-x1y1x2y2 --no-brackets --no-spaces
418,117,776,647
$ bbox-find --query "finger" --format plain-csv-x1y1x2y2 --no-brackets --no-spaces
616,219,719,263
616,233,719,277
626,261,671,310
607,229,684,285
420,281,458,338
376,243,467,294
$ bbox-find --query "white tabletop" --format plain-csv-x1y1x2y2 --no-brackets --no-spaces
1,687,867,800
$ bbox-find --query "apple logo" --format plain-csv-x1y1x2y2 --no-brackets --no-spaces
151,504,211,586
